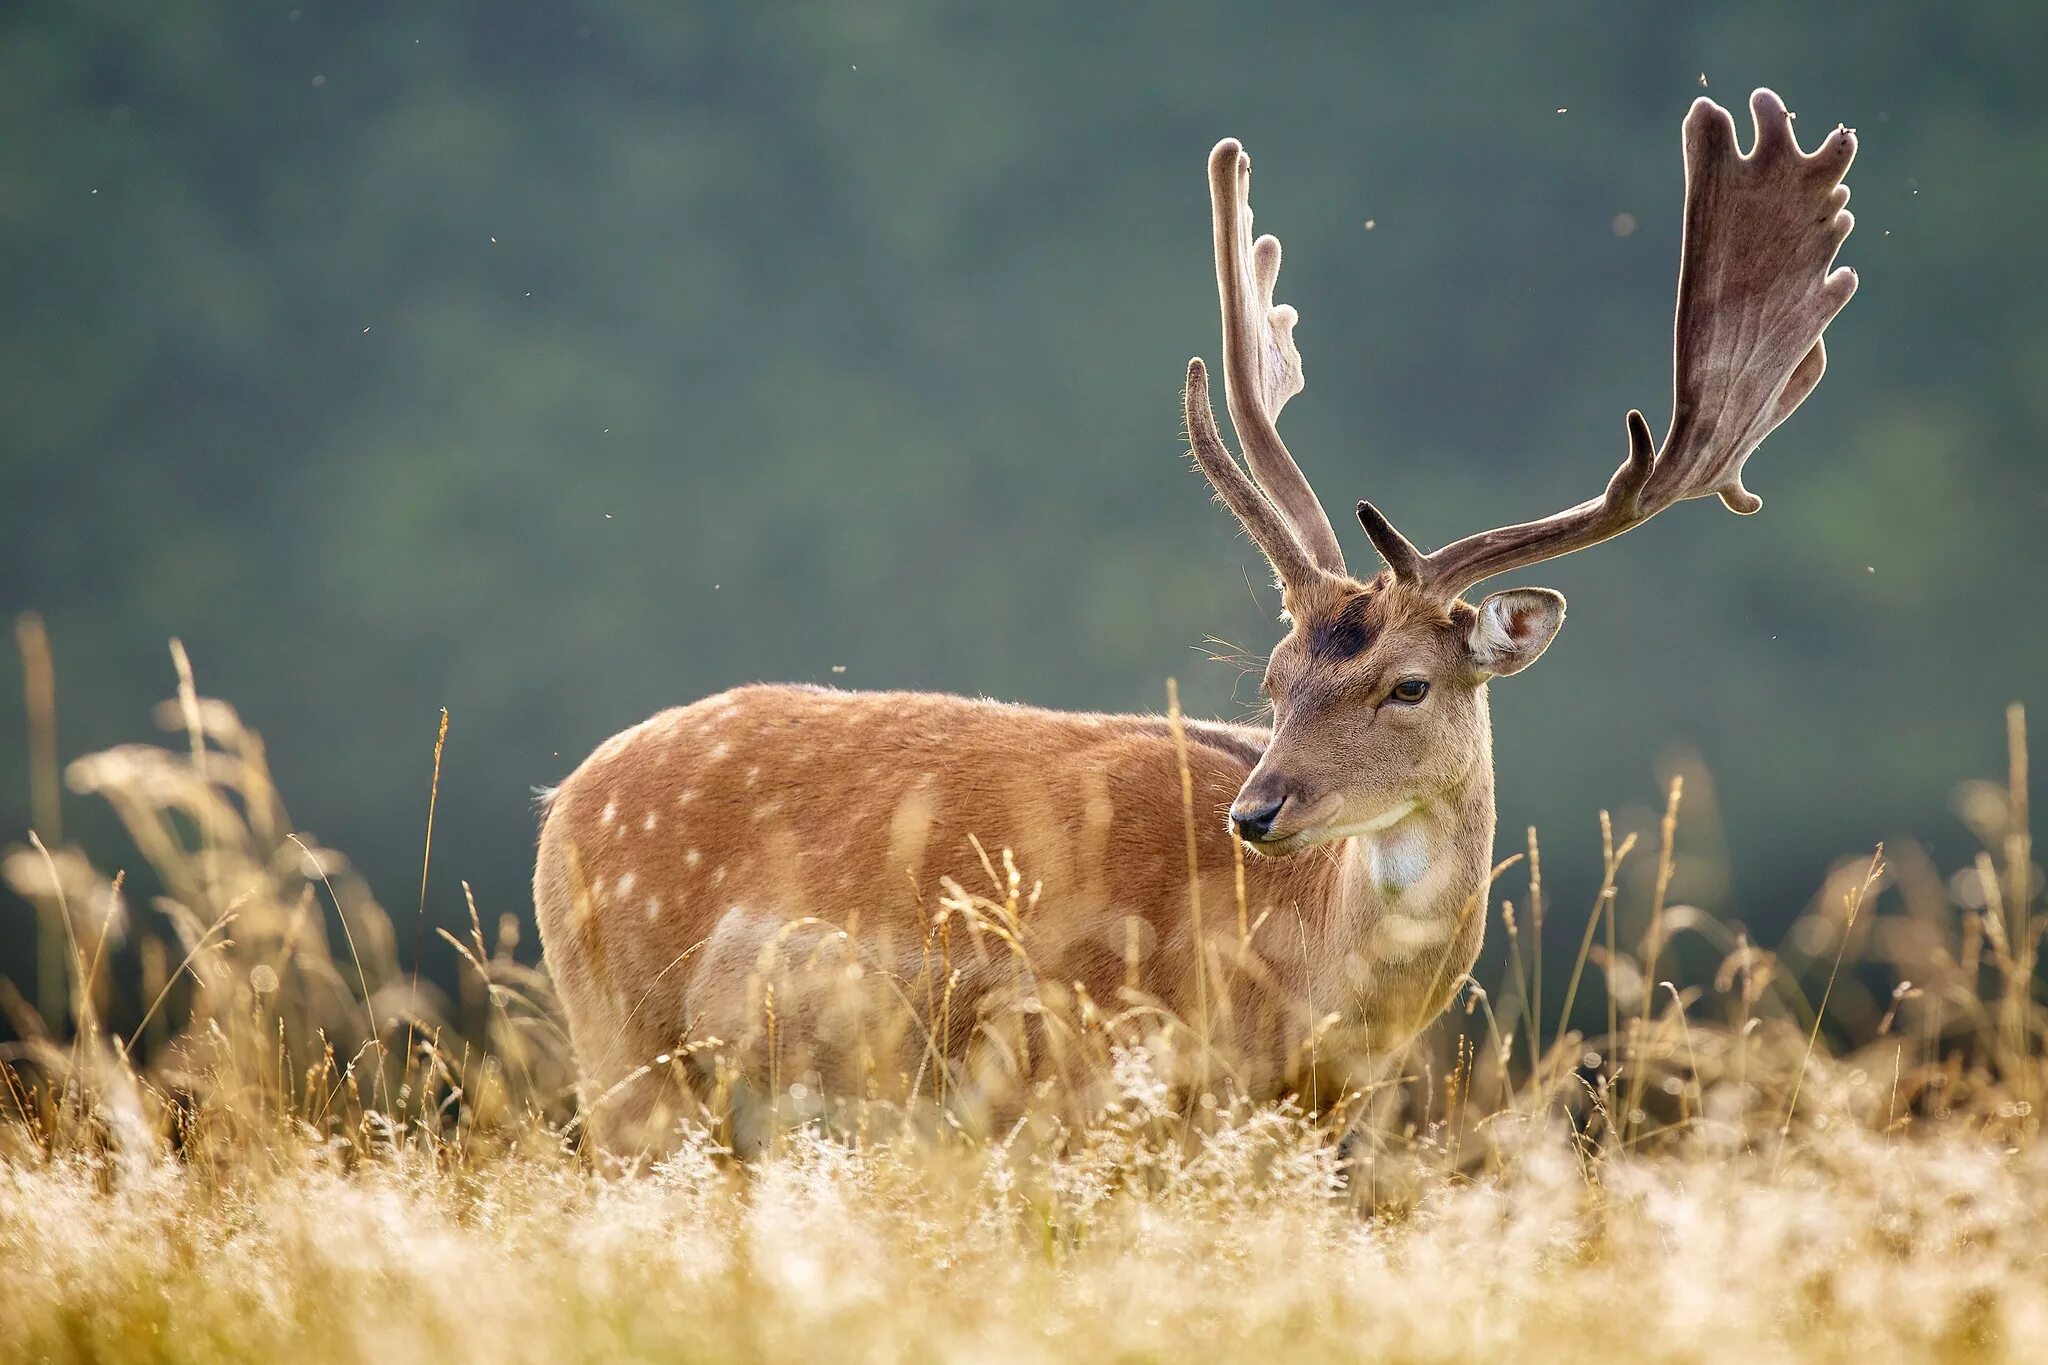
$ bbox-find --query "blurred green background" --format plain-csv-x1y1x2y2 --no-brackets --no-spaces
3,2,2043,987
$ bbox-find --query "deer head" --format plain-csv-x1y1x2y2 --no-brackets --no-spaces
1187,90,1858,855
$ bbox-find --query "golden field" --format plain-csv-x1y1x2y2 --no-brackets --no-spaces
3,643,2044,1363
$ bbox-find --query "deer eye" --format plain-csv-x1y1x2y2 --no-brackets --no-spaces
1389,678,1430,705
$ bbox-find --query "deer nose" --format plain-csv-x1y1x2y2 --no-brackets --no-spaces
1231,797,1287,844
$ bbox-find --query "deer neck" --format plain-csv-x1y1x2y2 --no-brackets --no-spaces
1328,691,1498,990
1339,763,1492,913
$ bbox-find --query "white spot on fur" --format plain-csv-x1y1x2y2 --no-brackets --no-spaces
644,895,662,921
713,865,727,885
676,788,696,806
616,872,638,899
685,848,701,867
642,811,658,832
746,766,760,786
600,800,617,826
709,742,730,761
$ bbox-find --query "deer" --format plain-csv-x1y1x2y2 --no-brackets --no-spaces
535,88,1858,1150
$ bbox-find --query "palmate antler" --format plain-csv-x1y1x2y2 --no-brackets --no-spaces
1357,89,1859,600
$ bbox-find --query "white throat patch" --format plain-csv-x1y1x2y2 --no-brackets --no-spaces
1366,818,1434,896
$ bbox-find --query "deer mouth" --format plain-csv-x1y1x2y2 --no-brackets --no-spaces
1248,797,1423,856
1236,792,1344,856
1239,830,1311,858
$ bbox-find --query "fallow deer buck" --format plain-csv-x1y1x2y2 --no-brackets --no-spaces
537,88,1859,1148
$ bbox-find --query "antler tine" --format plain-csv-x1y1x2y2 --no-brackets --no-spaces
1208,139,1349,575
1409,88,1859,602
1185,358,1319,588
1355,499,1425,581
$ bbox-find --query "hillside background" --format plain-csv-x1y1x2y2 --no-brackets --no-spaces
3,2,2043,991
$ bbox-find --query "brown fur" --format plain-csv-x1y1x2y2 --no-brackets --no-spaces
536,573,1515,1148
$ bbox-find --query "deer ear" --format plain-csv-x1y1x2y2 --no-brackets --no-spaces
1467,588,1566,677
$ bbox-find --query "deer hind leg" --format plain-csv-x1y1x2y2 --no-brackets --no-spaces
682,906,918,1150
535,816,709,1157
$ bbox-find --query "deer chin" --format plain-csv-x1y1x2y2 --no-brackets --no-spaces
1303,797,1426,847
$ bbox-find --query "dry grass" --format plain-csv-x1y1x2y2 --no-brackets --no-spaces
3,643,2045,1363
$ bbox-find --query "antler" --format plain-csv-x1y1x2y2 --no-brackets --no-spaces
1206,139,1349,576
1185,358,1320,587
1362,89,1858,601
